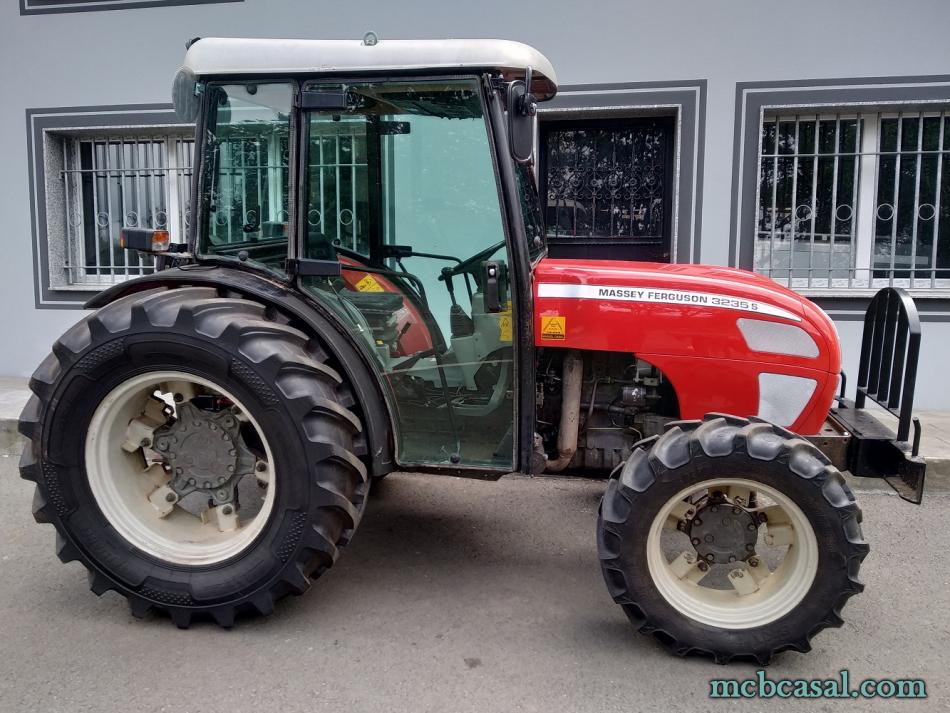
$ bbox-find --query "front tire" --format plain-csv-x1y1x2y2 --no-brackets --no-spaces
598,414,868,664
19,287,369,627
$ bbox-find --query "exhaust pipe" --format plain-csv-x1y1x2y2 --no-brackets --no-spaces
546,350,583,472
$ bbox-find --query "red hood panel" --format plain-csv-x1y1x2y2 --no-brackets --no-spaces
535,259,809,320
532,258,841,435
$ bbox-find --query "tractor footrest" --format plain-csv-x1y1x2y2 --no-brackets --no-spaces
830,399,926,504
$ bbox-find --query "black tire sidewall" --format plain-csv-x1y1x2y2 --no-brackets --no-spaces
605,451,856,654
44,330,329,606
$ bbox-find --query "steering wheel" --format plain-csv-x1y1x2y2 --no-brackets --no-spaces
437,240,505,282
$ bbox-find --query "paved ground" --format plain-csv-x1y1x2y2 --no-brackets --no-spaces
1,456,948,712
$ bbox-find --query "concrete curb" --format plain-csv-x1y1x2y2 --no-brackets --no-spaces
0,421,23,458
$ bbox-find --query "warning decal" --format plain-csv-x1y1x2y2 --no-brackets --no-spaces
355,274,384,293
498,301,513,342
540,315,566,340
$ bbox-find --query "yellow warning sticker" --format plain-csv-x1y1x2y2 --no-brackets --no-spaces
355,274,384,293
498,301,513,342
540,315,566,340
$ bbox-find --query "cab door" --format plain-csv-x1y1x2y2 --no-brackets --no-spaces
296,79,517,471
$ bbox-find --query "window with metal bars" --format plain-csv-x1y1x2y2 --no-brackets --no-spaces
755,110,950,290
540,117,674,262
60,133,193,286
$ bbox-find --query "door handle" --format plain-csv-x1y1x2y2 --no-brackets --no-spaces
484,260,502,313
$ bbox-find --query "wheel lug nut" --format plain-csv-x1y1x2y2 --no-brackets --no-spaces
748,557,759,567
256,462,267,473
692,518,702,526
728,555,736,563
697,561,709,572
175,467,183,475
222,505,233,515
691,538,701,546
747,522,757,531
703,534,714,543
174,393,184,402
746,543,755,551
203,481,211,489
140,438,151,448
227,465,235,473
165,492,177,503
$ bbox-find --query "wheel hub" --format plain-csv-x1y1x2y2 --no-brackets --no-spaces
687,496,759,564
153,402,256,505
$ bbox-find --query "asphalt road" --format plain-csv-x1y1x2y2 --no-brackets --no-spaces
1,454,948,713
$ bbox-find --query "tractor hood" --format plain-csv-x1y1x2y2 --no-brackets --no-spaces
532,258,841,435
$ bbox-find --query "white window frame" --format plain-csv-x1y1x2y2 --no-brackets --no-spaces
47,128,194,291
753,105,950,296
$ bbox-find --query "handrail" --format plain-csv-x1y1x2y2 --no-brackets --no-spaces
854,287,922,445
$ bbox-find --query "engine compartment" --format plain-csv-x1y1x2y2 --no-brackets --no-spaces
536,350,679,472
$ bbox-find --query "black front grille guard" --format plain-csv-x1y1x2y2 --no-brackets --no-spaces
830,287,926,503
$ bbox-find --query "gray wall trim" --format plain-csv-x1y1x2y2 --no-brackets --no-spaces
812,296,950,323
26,103,192,310
21,0,241,14
730,75,950,270
540,80,706,263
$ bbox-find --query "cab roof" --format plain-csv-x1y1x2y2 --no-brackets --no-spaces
182,37,558,100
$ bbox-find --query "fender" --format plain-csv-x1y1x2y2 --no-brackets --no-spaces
86,264,395,476
533,259,841,435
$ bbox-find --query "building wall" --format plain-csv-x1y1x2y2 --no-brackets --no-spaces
2,0,949,406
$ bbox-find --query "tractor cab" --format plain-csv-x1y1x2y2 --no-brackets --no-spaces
169,37,555,471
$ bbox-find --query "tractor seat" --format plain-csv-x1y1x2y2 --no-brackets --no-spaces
342,289,405,346
342,289,405,314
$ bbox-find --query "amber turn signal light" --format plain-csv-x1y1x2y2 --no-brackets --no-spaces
119,228,171,253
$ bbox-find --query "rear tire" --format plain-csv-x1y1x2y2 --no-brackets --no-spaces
19,286,369,627
597,414,868,664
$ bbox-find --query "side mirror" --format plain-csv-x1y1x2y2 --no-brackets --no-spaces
172,68,201,123
507,79,537,164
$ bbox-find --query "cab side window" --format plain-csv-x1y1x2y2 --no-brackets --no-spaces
200,82,293,274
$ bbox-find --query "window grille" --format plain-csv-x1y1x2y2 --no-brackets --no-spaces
541,118,674,261
61,134,193,286
207,130,289,246
308,121,370,255
755,110,950,290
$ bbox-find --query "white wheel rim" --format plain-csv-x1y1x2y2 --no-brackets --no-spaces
85,371,276,566
646,478,819,629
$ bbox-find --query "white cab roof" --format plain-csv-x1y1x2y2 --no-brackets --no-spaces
183,37,558,99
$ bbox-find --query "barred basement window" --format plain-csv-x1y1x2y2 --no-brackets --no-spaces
60,133,194,286
754,110,950,290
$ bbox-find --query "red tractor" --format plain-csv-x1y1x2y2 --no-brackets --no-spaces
20,37,926,663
